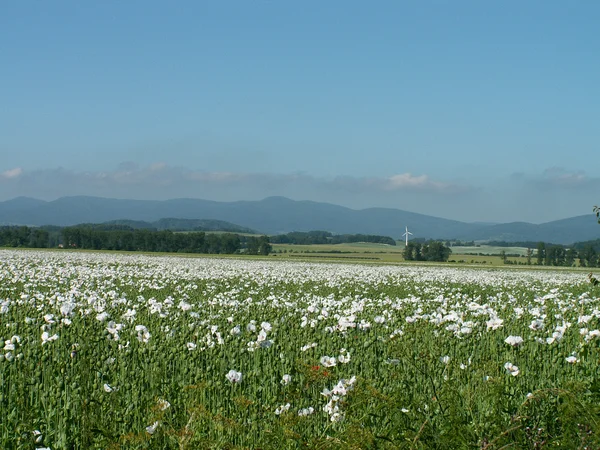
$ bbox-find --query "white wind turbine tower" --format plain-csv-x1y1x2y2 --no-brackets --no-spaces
402,226,413,246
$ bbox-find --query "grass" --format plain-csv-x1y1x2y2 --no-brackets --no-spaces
451,245,533,256
271,242,534,266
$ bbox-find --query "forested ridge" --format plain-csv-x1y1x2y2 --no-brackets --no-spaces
269,230,396,245
0,225,269,255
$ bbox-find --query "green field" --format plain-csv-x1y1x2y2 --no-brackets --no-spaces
450,245,532,256
272,242,406,263
271,242,529,266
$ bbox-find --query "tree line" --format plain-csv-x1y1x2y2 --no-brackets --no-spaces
239,235,272,255
0,225,272,255
61,227,244,254
497,242,598,267
533,242,598,267
270,230,396,246
403,241,452,262
0,226,54,248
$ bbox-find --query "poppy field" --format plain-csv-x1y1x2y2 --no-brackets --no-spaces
1,249,600,449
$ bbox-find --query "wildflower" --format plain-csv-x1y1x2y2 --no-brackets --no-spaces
439,355,451,364
529,319,545,331
60,302,75,317
298,407,315,416
226,369,243,384
256,329,268,342
178,301,192,311
103,383,113,393
586,330,600,341
157,398,171,410
186,342,197,351
106,321,123,340
41,332,59,345
135,325,151,343
96,312,110,322
358,320,371,330
281,374,292,385
122,309,136,322
146,421,159,434
320,356,337,367
565,356,579,364
330,412,344,422
43,314,56,324
504,362,520,376
338,350,351,364
505,336,524,347
301,343,317,352
33,429,43,443
275,403,291,415
486,317,504,330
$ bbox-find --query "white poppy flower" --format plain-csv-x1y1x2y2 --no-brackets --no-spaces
320,356,337,367
146,421,159,434
226,369,243,384
504,336,524,347
504,362,519,376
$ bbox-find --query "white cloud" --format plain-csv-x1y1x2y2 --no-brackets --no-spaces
508,167,598,190
0,164,474,206
0,167,23,180
380,173,456,192
542,167,589,187
349,172,471,194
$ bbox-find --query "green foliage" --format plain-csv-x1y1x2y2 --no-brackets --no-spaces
403,241,452,262
61,227,242,254
537,242,545,265
271,231,396,246
578,245,598,268
244,235,272,255
0,226,50,248
102,218,256,233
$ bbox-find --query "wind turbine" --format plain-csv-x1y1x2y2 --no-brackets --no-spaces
402,226,413,246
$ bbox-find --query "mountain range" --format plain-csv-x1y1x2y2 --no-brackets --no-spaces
0,196,598,245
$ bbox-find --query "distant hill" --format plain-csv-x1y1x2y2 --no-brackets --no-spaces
457,216,600,245
98,218,256,233
0,195,598,244
0,197,49,225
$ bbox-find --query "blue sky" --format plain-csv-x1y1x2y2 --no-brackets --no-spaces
1,1,598,223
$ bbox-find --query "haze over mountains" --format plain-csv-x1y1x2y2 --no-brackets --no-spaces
0,196,598,245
